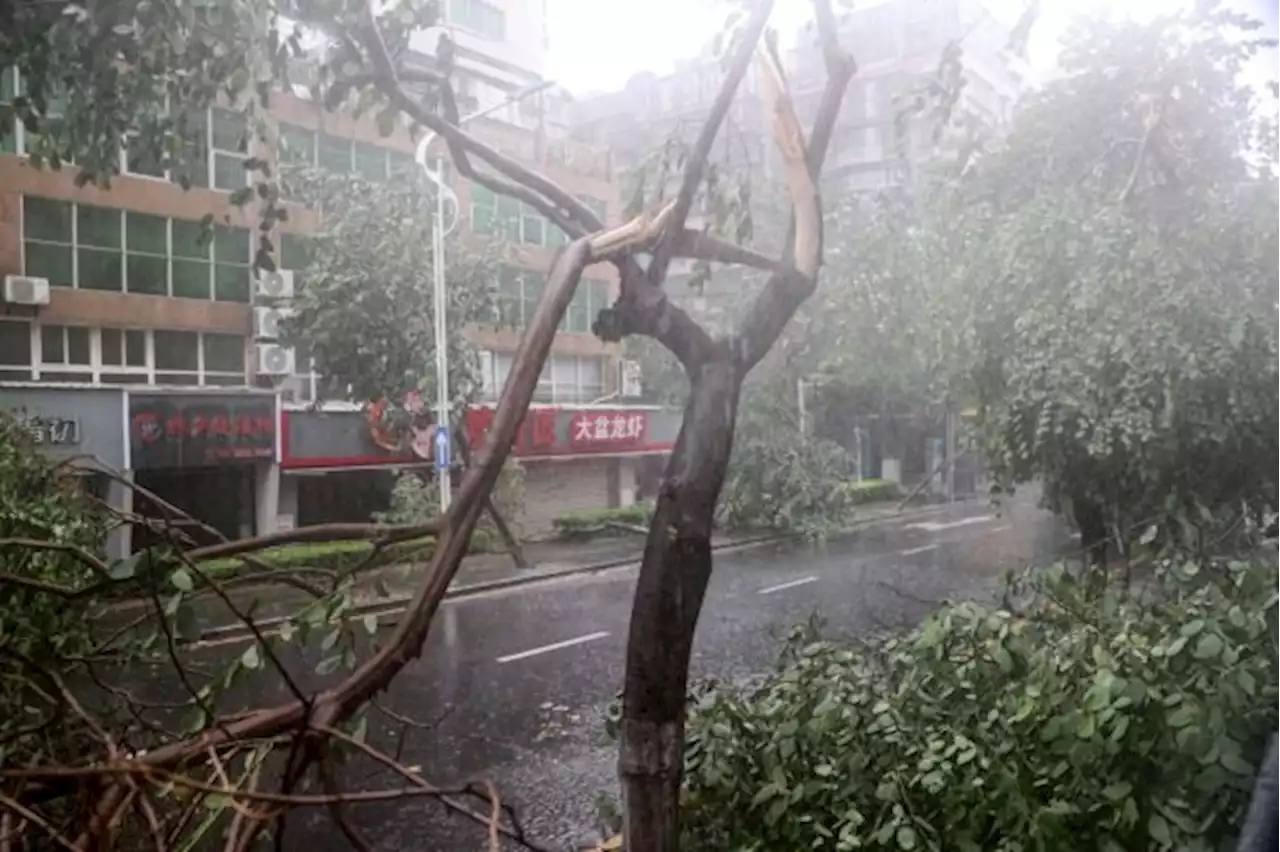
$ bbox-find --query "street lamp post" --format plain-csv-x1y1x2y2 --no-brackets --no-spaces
415,79,555,511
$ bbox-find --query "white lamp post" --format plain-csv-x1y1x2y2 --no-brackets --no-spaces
415,78,556,510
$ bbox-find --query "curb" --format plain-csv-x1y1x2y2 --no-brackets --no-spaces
190,500,968,647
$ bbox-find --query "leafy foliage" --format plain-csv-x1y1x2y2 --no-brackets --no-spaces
372,471,441,527
722,378,860,536
0,412,107,767
552,502,655,538
681,557,1279,851
843,478,903,505
279,166,501,408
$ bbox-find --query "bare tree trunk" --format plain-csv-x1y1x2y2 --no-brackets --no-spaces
619,360,741,848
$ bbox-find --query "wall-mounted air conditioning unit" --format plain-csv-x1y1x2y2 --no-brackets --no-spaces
255,343,296,376
255,269,295,301
252,306,294,340
3,275,50,306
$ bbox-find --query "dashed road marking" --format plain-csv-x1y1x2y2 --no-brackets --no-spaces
496,631,610,664
758,576,819,595
905,515,995,533
897,544,940,557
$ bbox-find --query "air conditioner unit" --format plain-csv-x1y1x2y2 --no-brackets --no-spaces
620,359,642,398
255,343,296,377
3,274,50,306
252,306,293,340
255,269,295,301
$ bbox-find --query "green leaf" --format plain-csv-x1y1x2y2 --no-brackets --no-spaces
363,613,379,635
1102,781,1132,800
1192,633,1223,660
108,552,143,580
170,567,194,592
1148,813,1171,846
896,825,918,850
1220,751,1255,776
241,644,261,670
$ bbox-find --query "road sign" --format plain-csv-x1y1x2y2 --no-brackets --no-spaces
435,426,451,471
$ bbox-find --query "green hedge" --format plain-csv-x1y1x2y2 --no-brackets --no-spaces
843,477,903,505
199,528,496,576
678,558,1279,851
552,503,654,538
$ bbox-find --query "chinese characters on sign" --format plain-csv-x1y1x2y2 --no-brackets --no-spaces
465,407,652,458
20,416,80,446
569,411,646,448
129,396,276,469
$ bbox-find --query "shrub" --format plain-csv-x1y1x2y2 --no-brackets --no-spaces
0,411,108,766
680,558,1279,851
844,477,903,505
552,503,654,538
196,530,496,578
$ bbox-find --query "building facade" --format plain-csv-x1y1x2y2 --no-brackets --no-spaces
0,3,661,553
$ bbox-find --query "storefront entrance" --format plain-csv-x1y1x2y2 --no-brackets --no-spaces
133,465,256,550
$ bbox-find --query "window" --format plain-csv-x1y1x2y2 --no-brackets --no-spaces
0,320,32,381
471,185,563,247
563,278,612,333
118,106,251,192
0,322,245,387
21,197,251,302
481,352,606,404
202,333,246,385
210,108,248,191
1,68,17,155
448,0,505,40
579,195,608,224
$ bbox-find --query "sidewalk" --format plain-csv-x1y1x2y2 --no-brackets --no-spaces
103,499,953,642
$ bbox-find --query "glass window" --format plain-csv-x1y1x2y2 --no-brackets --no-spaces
521,203,544,246
39,325,89,366
24,197,71,242
172,108,209,189
174,219,213,300
353,142,387,181
210,108,247,191
496,195,522,242
551,355,578,401
495,267,522,325
471,183,496,235
278,123,316,167
520,272,543,325
154,330,198,372
580,357,604,402
0,320,31,368
202,333,245,374
318,132,352,173
125,211,168,295
213,226,250,303
279,232,312,270
100,327,122,365
23,196,73,291
0,68,16,154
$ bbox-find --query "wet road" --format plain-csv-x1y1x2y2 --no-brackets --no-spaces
143,495,1071,850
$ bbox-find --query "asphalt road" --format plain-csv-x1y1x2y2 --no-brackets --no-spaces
244,495,1071,851
113,495,1073,850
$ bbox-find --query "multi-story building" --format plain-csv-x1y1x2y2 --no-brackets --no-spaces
569,0,1026,338
0,2,677,555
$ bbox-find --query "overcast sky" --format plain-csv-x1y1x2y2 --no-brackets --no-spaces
545,0,1278,98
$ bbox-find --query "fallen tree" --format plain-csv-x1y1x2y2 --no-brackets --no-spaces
0,1,853,849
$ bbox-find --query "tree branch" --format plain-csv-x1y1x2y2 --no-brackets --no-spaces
732,0,854,374
646,0,777,288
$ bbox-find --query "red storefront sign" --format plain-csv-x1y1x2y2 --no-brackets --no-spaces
466,407,660,459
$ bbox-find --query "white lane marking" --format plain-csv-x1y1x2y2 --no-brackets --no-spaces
898,544,939,557
758,576,819,595
496,631,610,664
905,515,995,533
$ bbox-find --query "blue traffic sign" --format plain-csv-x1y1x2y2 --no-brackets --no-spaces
434,426,451,471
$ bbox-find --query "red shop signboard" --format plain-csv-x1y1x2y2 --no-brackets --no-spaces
465,407,658,459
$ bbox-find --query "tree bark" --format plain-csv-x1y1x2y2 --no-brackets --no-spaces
620,358,741,851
